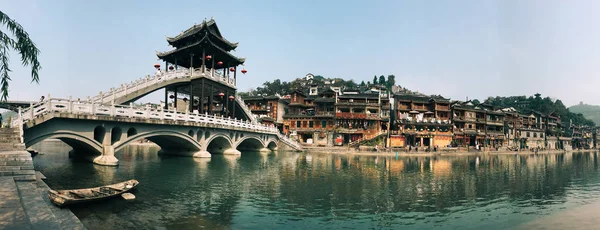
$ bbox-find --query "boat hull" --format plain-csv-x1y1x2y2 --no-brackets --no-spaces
48,179,139,207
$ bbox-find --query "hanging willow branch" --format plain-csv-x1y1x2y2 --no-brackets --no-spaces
0,11,41,101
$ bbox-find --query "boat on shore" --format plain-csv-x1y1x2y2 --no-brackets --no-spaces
48,179,139,207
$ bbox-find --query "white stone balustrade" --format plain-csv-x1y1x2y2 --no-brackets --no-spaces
14,98,279,134
235,95,257,124
90,68,236,104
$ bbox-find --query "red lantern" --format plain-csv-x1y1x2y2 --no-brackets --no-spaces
218,92,225,97
154,63,160,68
206,55,212,60
229,67,235,72
168,66,174,70
241,69,247,74
169,95,175,99
228,95,235,101
217,61,223,66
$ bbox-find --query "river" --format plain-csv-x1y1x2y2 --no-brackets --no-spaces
32,141,600,230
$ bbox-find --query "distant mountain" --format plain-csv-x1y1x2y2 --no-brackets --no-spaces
569,102,600,125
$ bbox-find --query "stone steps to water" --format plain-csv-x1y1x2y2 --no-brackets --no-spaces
15,181,62,229
0,148,85,230
36,181,86,230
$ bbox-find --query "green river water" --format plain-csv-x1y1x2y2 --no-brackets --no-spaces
32,141,600,230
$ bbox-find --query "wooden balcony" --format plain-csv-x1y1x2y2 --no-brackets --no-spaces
335,112,381,120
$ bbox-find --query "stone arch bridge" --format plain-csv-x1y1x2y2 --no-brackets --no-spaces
14,98,302,166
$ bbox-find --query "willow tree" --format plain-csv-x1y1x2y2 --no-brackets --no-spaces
0,11,41,101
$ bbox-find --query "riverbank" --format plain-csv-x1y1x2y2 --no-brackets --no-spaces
0,150,84,229
302,146,597,157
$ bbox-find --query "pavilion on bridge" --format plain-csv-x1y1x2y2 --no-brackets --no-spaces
156,18,249,120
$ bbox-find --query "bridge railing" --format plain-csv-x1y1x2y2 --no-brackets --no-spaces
277,133,303,150
235,96,257,124
15,98,279,134
90,68,236,104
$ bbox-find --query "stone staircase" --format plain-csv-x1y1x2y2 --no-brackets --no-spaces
0,127,85,229
0,127,25,151
348,132,387,148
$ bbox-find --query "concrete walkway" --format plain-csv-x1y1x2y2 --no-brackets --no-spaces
0,151,85,230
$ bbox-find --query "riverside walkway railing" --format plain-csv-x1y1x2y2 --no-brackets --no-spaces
14,97,278,134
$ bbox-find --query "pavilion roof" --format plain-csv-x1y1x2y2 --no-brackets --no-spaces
156,35,245,68
166,18,238,50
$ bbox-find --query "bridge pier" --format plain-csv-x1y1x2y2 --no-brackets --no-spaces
223,148,241,155
193,151,211,158
259,148,271,153
93,145,119,166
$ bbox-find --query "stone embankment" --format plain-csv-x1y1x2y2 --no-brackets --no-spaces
0,128,84,229
303,145,596,157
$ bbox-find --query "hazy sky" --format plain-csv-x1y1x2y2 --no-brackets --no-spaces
1,0,599,106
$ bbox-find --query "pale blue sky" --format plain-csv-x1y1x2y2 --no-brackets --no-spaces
1,0,599,106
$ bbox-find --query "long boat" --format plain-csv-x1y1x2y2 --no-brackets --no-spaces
47,179,139,207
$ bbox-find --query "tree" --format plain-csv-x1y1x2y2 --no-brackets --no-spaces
0,11,41,101
472,99,481,105
367,81,371,86
378,75,386,85
343,79,357,89
360,80,366,87
386,74,396,89
373,76,378,85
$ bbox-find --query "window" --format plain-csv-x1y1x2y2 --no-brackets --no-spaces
541,133,544,138
527,132,530,137
302,121,307,127
322,120,327,128
468,124,473,129
296,121,301,128
309,121,314,128
533,133,537,138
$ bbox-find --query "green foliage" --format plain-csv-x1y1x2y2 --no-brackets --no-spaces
378,75,386,85
0,11,41,101
472,99,481,105
343,79,357,89
361,135,384,146
360,80,366,87
569,102,600,125
248,74,368,96
386,74,396,89
373,76,378,85
484,94,595,127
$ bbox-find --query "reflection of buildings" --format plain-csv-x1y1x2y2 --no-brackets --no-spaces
430,159,451,177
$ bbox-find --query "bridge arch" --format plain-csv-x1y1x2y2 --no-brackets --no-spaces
127,127,137,137
114,130,202,153
93,126,106,143
206,135,233,154
236,137,265,152
111,127,122,145
267,140,278,150
25,131,103,156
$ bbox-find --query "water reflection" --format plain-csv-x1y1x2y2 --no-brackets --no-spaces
32,141,600,230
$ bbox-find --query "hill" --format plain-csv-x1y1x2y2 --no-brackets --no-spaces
569,102,600,125
483,93,595,127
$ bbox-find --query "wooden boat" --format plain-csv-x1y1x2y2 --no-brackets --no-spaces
47,179,139,207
